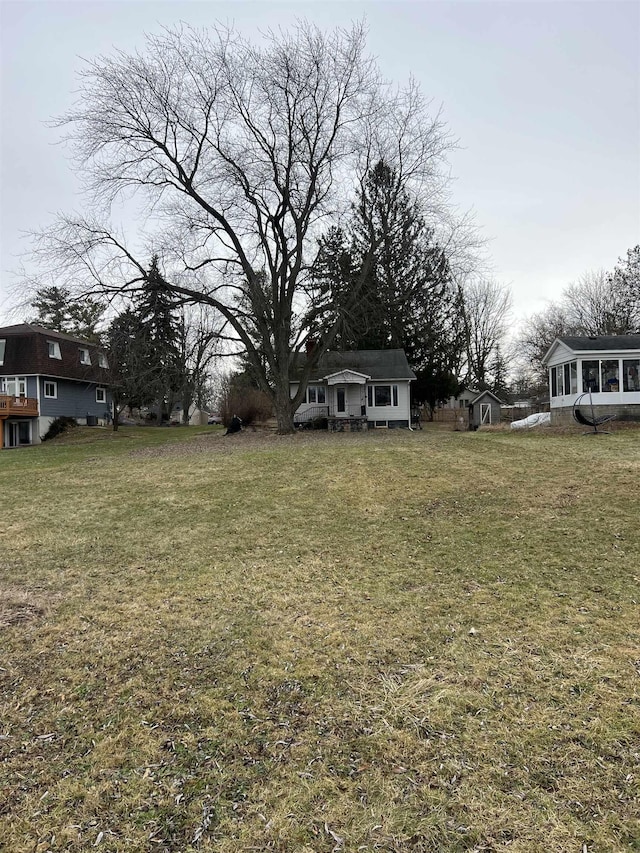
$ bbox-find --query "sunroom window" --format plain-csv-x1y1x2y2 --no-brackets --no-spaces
551,365,564,397
582,361,600,393
563,361,578,395
601,360,619,393
623,359,640,392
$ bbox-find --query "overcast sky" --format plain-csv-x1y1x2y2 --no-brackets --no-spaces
1,0,638,329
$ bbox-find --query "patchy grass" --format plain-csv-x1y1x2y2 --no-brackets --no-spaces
1,425,638,852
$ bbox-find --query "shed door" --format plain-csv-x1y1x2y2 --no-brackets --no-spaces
480,403,491,424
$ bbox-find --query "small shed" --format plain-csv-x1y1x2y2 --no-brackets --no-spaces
468,390,503,429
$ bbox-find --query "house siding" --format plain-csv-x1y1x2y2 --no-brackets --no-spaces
39,377,111,421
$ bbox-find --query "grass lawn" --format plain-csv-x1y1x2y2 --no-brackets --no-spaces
1,424,638,852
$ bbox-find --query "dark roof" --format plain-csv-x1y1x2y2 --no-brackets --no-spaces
0,323,110,383
291,349,416,381
0,323,100,345
557,335,640,351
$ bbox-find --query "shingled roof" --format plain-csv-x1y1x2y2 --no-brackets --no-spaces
291,349,416,381
557,335,640,351
0,323,110,383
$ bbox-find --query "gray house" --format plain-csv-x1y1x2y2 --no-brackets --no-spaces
542,335,640,425
290,349,416,430
0,324,112,448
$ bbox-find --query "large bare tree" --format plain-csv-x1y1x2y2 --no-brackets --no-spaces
461,279,513,391
519,261,640,383
26,21,463,432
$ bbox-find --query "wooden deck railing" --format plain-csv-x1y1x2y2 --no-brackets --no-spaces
0,396,39,417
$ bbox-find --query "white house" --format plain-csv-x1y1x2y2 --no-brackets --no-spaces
542,335,640,424
290,349,416,430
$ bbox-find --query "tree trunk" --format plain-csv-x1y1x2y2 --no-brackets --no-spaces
273,387,295,434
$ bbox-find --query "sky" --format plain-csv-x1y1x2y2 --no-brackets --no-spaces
1,0,638,330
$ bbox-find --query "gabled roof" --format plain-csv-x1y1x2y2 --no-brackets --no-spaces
291,349,416,382
543,334,640,364
470,389,504,405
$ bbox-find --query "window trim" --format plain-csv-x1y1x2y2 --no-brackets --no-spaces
79,347,92,365
367,383,399,408
44,380,58,399
98,353,109,369
96,386,106,403
1,376,26,397
0,339,5,366
306,384,326,405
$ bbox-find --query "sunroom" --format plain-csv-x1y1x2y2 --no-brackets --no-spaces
542,335,640,424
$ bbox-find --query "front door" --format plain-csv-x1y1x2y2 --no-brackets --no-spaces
336,387,346,415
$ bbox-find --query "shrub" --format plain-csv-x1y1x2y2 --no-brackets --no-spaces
218,380,273,427
42,417,78,441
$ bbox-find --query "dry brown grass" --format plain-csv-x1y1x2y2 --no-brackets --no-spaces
1,425,639,851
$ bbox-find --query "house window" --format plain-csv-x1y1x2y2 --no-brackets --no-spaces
1,376,26,397
563,361,578,395
79,347,91,365
601,359,619,393
44,381,57,399
367,384,399,407
582,360,600,393
0,339,5,366
552,364,574,397
98,353,109,369
47,341,62,359
623,359,640,392
307,385,326,404
96,387,106,403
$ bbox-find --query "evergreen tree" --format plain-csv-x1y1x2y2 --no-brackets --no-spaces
311,160,465,412
29,285,104,341
135,256,182,420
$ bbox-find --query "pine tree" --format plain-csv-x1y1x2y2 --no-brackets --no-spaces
311,159,465,411
135,256,182,420
29,286,104,341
